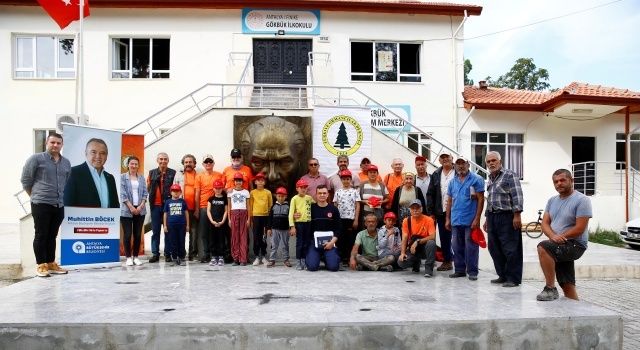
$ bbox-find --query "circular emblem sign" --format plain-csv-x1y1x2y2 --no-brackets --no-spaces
321,115,363,156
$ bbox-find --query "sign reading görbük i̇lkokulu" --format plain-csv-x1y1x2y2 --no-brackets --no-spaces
242,9,320,35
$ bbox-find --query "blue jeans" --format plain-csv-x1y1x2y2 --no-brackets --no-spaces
306,245,340,272
150,205,169,257
294,222,311,259
436,214,453,262
167,223,186,259
269,229,290,261
452,225,479,276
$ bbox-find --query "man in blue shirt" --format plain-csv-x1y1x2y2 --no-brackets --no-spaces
445,156,485,281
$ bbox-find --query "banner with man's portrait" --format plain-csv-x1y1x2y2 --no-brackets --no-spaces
60,125,122,266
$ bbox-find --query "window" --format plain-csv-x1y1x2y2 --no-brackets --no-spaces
34,129,56,152
350,41,421,82
14,35,75,79
407,133,431,160
111,38,170,79
616,133,640,170
472,132,524,178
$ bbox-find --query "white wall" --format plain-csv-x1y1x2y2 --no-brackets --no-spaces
1,6,463,223
459,107,640,230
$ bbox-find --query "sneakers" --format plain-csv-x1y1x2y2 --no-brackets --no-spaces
232,260,240,266
502,281,519,288
423,272,433,278
283,260,292,267
536,286,560,301
468,275,478,281
165,256,172,263
175,257,182,266
217,258,224,266
133,257,143,266
436,262,453,271
149,255,160,263
209,258,217,266
36,263,50,278
295,259,304,270
261,256,269,265
252,257,261,266
267,260,276,268
125,257,134,266
449,272,467,278
240,262,247,266
47,262,68,275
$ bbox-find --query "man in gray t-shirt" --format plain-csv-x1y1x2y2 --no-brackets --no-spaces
536,169,592,302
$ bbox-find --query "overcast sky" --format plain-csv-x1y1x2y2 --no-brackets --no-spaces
460,0,640,91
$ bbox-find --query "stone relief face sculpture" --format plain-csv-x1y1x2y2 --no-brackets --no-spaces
237,116,310,195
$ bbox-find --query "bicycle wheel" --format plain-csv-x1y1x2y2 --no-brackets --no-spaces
525,222,543,239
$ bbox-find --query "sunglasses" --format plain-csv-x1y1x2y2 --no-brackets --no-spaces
308,163,319,166
203,160,213,164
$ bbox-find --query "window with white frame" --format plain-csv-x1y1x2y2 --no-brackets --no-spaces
616,133,640,170
407,132,431,160
350,41,421,82
111,38,170,79
14,35,75,79
34,129,56,153
471,132,524,179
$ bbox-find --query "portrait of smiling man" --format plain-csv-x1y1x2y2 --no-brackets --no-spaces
64,138,119,208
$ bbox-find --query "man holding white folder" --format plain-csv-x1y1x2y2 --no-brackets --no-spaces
306,185,341,272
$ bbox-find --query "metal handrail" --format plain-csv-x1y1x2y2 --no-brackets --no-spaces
570,161,639,197
308,51,331,66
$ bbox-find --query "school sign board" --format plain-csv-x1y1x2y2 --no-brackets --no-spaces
242,9,321,35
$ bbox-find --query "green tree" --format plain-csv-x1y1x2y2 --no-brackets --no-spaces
487,58,551,91
464,59,474,86
333,122,350,149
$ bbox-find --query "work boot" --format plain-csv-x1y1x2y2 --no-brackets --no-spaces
437,261,452,271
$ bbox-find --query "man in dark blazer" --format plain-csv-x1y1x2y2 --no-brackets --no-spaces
64,138,119,208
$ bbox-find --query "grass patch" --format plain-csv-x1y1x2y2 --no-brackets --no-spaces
588,227,625,247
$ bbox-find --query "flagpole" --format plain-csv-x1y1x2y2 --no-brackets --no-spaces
79,0,84,117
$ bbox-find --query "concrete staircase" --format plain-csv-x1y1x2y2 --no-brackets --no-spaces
249,87,308,109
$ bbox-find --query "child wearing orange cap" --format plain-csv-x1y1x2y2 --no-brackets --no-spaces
163,184,190,266
266,187,291,267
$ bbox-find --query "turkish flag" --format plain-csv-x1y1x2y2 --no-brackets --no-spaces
37,0,90,29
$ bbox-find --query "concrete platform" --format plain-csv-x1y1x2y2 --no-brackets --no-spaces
479,233,640,280
0,262,622,350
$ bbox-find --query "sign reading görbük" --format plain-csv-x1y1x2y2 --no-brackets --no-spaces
242,9,320,35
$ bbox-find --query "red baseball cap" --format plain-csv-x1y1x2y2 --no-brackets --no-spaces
275,187,288,195
339,169,352,178
415,155,427,163
213,179,224,189
296,179,309,188
233,172,244,181
170,184,181,192
254,172,265,180
383,212,396,221
367,164,379,172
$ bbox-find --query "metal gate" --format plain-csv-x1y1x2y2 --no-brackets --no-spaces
253,39,312,85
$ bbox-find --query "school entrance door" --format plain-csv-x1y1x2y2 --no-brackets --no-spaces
253,39,312,85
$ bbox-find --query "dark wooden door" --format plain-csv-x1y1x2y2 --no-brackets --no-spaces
572,136,596,195
253,39,311,85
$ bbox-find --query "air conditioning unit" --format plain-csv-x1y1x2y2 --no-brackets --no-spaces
55,114,88,133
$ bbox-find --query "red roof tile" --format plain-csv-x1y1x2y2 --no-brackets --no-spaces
463,82,640,111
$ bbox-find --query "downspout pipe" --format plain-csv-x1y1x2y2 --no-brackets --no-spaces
452,10,468,151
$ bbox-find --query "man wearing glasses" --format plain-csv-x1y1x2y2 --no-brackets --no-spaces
300,158,329,201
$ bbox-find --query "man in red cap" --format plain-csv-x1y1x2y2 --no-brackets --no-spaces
266,187,292,267
415,155,430,205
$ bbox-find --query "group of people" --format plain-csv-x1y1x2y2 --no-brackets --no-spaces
21,132,592,302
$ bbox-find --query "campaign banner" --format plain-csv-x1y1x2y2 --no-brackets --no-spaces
313,106,371,176
60,124,122,266
119,133,145,256
242,8,320,35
